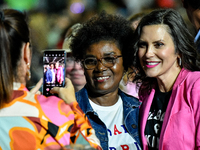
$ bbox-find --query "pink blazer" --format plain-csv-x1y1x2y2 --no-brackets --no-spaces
56,67,64,83
140,68,200,150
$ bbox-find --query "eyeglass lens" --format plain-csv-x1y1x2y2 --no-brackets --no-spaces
84,56,119,69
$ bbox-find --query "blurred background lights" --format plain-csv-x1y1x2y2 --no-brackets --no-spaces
70,2,85,14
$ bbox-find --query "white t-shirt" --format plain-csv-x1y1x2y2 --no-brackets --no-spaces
89,96,141,150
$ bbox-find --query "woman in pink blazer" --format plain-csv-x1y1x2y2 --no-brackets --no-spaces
132,9,200,150
55,61,64,84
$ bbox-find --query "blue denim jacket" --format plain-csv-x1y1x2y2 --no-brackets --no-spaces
76,87,141,150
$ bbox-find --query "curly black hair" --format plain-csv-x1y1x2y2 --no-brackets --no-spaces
70,11,135,71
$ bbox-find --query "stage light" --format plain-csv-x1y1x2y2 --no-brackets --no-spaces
70,2,85,14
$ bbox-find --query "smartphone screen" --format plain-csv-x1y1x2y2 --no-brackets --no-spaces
42,50,66,97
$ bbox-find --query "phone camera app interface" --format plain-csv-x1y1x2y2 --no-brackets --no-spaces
43,52,65,96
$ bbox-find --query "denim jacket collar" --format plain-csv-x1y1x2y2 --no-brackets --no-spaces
76,87,141,114
75,87,94,114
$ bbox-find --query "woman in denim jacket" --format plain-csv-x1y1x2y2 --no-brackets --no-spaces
70,11,141,150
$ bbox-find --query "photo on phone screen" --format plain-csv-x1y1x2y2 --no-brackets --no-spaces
42,50,66,97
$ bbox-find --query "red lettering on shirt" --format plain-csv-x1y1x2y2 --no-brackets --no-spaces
121,144,129,150
114,124,122,135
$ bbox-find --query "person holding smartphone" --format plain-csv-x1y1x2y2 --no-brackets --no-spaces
0,9,101,149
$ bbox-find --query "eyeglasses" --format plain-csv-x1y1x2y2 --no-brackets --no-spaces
82,55,122,69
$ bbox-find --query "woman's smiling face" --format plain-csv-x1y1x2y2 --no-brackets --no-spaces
138,24,181,80
84,40,124,95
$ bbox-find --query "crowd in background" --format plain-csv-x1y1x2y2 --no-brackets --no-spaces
0,0,195,88
1,0,200,149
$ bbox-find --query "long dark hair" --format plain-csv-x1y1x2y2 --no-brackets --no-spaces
0,9,30,107
132,8,200,98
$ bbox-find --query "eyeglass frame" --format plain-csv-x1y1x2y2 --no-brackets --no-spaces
82,55,123,70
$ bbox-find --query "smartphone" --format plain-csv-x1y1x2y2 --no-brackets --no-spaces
42,49,66,97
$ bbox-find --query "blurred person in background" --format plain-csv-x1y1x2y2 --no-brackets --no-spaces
181,0,200,52
128,10,152,30
62,23,86,92
70,11,141,150
0,8,102,149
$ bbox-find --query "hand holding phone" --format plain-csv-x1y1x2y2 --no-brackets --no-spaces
50,78,76,104
42,49,66,97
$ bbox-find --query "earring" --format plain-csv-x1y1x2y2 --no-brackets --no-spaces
26,63,31,80
178,57,182,66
